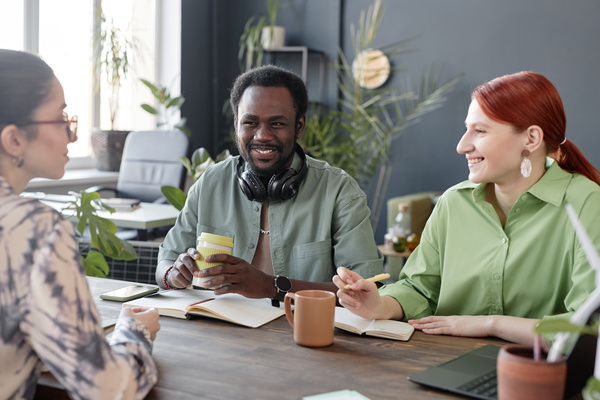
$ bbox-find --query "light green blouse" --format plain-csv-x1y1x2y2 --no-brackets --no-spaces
379,159,600,322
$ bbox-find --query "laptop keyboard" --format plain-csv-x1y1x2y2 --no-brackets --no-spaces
457,370,498,400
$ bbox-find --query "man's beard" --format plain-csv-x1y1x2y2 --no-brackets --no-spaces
241,141,296,179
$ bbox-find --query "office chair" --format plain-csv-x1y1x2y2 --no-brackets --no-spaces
87,129,190,239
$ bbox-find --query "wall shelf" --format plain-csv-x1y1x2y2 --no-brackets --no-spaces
249,46,326,104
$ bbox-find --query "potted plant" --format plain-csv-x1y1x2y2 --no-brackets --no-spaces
140,78,191,136
297,0,460,231
238,0,292,71
67,191,138,277
498,203,600,399
261,0,286,50
91,8,142,171
161,147,232,211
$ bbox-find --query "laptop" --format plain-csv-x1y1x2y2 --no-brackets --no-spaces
408,203,599,400
408,344,500,400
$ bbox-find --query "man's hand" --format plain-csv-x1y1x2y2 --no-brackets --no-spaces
168,248,201,288
198,254,275,299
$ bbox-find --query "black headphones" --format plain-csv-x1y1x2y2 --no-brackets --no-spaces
236,145,308,202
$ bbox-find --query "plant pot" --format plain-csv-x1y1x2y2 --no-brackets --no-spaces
91,129,130,171
497,344,567,400
261,26,285,49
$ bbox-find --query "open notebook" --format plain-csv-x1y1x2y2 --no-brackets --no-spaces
123,288,284,328
334,307,414,341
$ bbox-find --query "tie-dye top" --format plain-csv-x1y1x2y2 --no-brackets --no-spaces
0,177,157,400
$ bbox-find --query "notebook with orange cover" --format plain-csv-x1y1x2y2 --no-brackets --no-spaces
123,288,284,328
334,307,414,341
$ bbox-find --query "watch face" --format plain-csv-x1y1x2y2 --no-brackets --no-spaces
275,276,292,292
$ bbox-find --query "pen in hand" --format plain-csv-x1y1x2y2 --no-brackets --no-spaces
344,273,390,289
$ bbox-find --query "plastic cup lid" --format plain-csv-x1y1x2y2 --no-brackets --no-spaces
197,232,234,248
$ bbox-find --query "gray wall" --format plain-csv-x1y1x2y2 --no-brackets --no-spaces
182,0,600,242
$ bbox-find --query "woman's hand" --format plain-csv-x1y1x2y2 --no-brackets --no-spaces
408,315,494,337
120,307,161,340
408,315,541,345
333,267,399,320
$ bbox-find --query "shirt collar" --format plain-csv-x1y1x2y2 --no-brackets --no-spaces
454,157,572,207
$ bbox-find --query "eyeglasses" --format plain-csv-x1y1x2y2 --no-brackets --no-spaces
17,112,78,143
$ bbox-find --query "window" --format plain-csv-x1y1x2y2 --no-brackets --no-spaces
0,0,168,160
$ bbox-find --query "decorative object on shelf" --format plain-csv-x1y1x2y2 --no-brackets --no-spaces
261,0,286,49
91,7,143,171
238,0,291,71
262,25,285,49
140,78,191,136
352,49,390,89
161,147,232,211
298,0,460,232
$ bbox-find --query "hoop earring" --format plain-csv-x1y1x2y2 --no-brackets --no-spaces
520,156,532,178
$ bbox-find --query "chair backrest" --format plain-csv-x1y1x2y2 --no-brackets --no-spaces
117,129,189,202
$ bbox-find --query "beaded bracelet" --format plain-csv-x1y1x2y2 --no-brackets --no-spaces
163,265,176,290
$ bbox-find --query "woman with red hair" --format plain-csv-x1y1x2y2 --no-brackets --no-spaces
335,71,600,345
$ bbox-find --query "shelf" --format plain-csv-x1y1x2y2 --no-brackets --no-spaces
249,46,326,103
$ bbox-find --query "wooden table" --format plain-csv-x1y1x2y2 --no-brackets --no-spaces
37,278,507,400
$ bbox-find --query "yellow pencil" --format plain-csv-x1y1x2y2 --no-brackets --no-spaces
344,273,390,289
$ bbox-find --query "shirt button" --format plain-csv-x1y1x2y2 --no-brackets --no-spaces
501,238,507,244
515,208,521,213
493,273,501,280
248,243,255,249
254,206,260,212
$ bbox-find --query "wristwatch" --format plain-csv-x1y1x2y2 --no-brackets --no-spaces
271,275,292,307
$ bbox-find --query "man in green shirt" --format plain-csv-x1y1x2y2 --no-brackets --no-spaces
156,65,383,303
334,71,600,345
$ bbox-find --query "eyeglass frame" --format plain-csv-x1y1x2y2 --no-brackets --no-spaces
13,111,78,143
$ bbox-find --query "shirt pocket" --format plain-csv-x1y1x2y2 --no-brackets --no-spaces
291,239,334,282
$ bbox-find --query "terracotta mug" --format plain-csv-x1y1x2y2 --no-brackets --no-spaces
284,290,336,347
496,344,567,400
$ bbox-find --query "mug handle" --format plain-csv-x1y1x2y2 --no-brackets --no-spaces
284,292,296,328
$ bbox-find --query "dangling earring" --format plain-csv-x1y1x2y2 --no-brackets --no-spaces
12,156,24,168
520,150,532,179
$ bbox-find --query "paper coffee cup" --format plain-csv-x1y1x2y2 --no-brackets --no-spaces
192,232,234,289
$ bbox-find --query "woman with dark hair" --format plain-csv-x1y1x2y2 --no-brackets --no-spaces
0,49,160,399
334,71,600,345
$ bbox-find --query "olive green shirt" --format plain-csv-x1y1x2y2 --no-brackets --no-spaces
159,152,384,282
379,159,600,322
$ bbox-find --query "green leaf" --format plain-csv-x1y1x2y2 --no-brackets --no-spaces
534,319,598,336
583,376,600,400
82,250,109,278
141,104,158,115
166,96,184,109
161,186,187,211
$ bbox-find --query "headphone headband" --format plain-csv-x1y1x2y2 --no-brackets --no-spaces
236,145,308,202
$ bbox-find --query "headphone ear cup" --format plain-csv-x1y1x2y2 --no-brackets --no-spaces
242,170,268,202
267,169,296,201
237,157,268,202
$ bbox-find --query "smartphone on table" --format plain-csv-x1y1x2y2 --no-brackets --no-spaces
99,284,159,302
